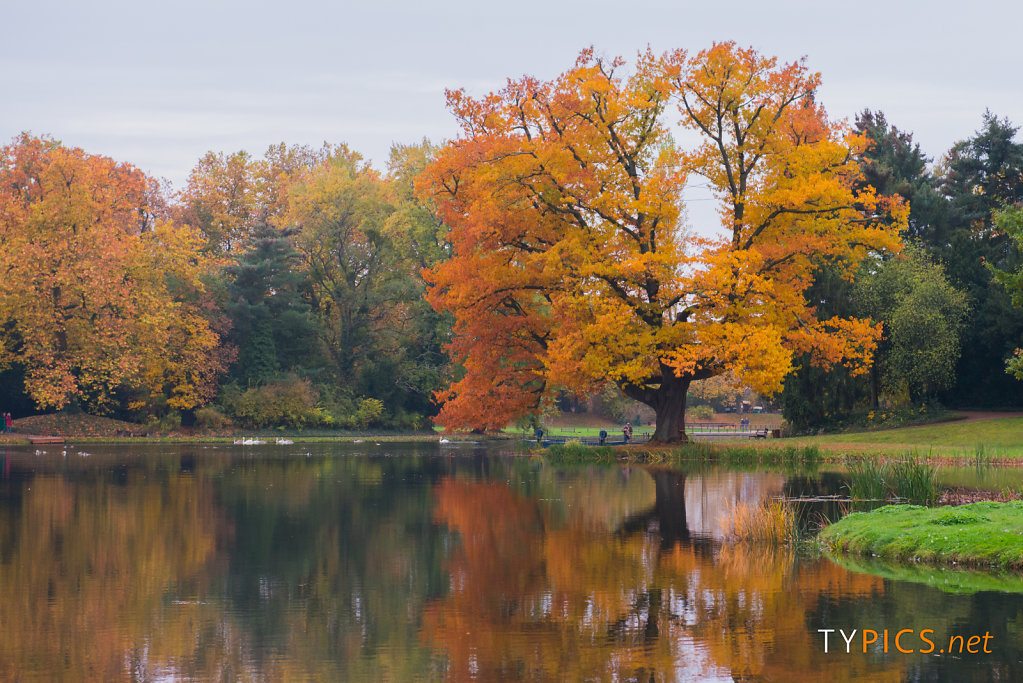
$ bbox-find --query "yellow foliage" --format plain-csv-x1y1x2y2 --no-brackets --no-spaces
421,44,905,436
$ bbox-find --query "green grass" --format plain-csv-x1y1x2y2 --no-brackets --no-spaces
888,457,940,505
843,454,942,509
820,501,1023,570
844,456,889,501
799,416,1023,456
541,442,617,464
513,425,654,439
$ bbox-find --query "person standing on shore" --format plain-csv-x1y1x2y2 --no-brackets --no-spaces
3,413,11,434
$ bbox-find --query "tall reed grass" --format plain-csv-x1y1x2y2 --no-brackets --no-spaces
541,442,616,464
844,454,939,506
722,499,800,544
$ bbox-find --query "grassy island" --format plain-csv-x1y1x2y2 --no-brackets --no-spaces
820,502,1023,570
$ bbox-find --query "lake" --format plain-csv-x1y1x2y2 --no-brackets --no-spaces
1,441,1021,681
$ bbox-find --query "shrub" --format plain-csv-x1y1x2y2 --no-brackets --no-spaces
688,404,715,421
224,378,324,429
145,411,182,434
195,406,231,430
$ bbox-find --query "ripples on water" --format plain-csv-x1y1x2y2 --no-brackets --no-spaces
0,442,1020,681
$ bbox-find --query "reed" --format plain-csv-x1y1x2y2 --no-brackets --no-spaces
887,456,939,505
722,499,799,545
843,454,939,506
542,442,615,464
844,455,888,501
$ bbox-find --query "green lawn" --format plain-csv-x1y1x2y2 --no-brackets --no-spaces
509,425,655,439
788,416,1023,458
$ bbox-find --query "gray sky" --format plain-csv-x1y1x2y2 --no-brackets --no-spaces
4,0,1021,210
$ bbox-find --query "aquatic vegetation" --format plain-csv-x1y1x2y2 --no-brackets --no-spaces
722,499,800,545
843,454,939,506
541,442,616,464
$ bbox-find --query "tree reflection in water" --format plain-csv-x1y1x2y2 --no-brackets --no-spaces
424,469,903,682
1,448,1012,680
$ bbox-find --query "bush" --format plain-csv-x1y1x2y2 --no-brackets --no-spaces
222,378,325,429
688,404,714,421
319,395,386,430
144,411,182,434
195,406,231,430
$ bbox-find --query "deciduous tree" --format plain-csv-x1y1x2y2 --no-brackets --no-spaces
0,134,225,414
855,246,969,403
421,44,905,440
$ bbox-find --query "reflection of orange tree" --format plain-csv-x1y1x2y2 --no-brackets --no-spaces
425,478,905,681
679,545,904,682
0,475,225,681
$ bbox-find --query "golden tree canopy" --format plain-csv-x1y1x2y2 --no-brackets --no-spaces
421,44,906,439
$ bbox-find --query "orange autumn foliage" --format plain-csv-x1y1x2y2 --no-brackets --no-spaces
0,134,226,413
421,44,905,438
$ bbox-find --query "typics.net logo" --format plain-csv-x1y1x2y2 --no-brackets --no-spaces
818,629,993,655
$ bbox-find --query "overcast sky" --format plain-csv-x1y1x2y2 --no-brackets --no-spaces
4,0,1021,204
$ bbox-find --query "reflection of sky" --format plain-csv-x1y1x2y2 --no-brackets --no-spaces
4,0,1020,198
685,471,787,539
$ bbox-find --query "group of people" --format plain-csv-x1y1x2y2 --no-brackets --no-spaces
1,412,12,433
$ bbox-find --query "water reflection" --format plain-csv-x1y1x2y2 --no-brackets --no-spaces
0,445,1019,681
424,471,900,681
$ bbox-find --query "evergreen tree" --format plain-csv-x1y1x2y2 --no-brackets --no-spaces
937,113,1023,407
224,221,320,386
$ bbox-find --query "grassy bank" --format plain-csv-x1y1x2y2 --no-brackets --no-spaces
540,441,825,468
820,502,1023,570
790,416,1023,459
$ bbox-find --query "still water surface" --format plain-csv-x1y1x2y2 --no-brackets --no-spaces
1,441,1021,681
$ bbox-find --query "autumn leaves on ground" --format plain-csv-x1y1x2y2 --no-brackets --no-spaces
2,41,1023,444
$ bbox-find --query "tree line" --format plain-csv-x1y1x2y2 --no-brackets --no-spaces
1,46,1021,434
782,110,1023,432
0,137,450,430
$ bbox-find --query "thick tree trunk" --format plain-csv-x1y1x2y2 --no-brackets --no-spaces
623,363,693,443
651,373,690,443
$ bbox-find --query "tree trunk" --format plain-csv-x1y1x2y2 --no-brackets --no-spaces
652,375,690,442
623,364,693,443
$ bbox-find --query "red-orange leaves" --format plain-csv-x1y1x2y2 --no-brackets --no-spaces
421,45,905,437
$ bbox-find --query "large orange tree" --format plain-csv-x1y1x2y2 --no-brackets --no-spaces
421,44,906,441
